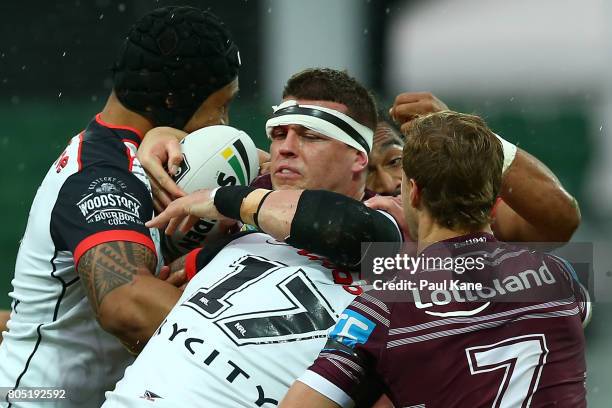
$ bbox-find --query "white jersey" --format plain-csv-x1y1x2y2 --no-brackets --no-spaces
104,232,363,407
0,115,162,408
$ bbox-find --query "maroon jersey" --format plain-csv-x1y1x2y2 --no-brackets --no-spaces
300,232,590,407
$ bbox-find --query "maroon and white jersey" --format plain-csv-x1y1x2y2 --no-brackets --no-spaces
0,115,162,408
301,233,591,408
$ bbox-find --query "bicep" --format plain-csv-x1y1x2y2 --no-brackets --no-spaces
77,241,157,316
492,200,545,242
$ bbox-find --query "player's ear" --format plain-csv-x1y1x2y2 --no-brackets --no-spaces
408,178,421,209
352,150,368,173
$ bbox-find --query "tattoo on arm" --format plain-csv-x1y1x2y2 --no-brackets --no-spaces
169,254,186,274
77,241,157,314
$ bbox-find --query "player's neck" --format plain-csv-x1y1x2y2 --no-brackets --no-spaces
347,177,367,201
99,91,154,138
416,215,492,253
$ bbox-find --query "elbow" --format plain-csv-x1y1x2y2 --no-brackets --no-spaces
96,278,152,351
546,198,581,243
558,197,581,242
565,203,582,241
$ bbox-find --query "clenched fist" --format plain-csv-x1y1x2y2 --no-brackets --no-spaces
389,92,448,134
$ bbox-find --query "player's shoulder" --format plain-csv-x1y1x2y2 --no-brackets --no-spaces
344,289,394,328
77,114,142,171
492,243,580,285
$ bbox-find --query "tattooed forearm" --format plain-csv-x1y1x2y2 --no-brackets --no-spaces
77,241,157,314
169,254,186,274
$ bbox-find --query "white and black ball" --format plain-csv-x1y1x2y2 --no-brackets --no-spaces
161,125,259,260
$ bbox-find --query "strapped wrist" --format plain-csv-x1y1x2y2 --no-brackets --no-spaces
214,186,255,221
253,190,274,229
240,189,273,227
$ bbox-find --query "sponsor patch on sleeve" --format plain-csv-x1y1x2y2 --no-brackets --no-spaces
329,309,376,349
76,176,144,227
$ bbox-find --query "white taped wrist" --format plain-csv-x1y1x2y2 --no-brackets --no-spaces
495,133,517,174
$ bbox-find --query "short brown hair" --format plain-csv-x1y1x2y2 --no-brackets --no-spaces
282,68,377,131
402,111,503,230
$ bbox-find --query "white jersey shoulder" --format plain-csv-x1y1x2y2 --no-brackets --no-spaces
0,125,161,408
104,233,360,407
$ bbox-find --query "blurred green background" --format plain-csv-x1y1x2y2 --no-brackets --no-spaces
1,0,609,405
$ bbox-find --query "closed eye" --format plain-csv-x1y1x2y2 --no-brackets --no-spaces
271,127,288,140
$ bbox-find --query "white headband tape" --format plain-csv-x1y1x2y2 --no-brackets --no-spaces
265,100,373,154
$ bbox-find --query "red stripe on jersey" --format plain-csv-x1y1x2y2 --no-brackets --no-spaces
77,131,84,171
122,139,138,172
121,139,138,171
95,113,144,141
185,247,204,281
73,230,157,268
125,146,133,172
122,139,138,149
125,147,133,172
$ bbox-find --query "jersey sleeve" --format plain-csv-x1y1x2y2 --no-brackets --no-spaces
548,254,592,327
297,292,392,407
50,164,156,266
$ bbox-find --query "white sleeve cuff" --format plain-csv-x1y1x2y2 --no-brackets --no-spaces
494,133,518,174
579,282,593,328
297,370,355,408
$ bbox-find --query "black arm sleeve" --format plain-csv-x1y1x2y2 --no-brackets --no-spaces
285,190,402,267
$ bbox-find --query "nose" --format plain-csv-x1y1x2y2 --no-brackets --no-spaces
277,129,300,158
376,168,401,195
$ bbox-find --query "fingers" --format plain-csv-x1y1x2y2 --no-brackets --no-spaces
150,176,174,210
146,197,189,229
146,189,214,231
165,215,183,237
364,195,400,211
259,161,271,176
166,139,183,178
393,91,439,105
389,92,449,126
364,195,409,235
138,128,187,199
257,149,271,165
257,149,271,176
166,269,187,287
178,215,200,235
154,164,186,199
153,196,164,215
391,100,438,123
158,265,170,280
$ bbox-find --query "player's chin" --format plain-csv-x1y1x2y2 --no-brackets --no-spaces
271,174,304,190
